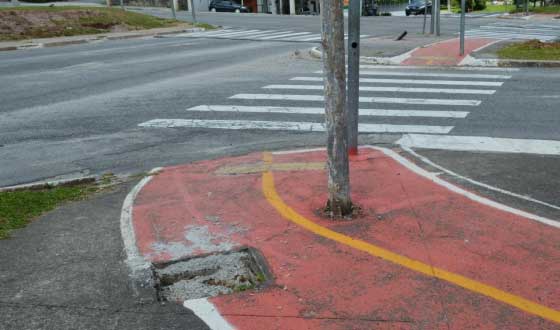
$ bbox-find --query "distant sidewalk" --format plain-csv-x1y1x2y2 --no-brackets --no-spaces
127,147,560,330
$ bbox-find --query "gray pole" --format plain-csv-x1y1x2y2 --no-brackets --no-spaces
524,0,528,15
321,0,352,216
191,0,197,22
120,0,124,10
430,0,435,34
171,0,177,19
460,0,465,55
347,0,360,155
422,1,428,34
435,0,440,36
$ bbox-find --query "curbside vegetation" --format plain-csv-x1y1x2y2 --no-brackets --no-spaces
0,6,184,41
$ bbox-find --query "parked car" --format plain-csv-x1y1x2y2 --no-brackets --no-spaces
405,0,432,15
209,0,249,13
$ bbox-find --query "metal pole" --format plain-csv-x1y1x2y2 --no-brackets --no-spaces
11,0,20,6
430,0,435,34
524,0,528,15
171,0,177,19
190,0,197,22
423,1,428,34
435,0,440,36
460,0,465,55
120,0,124,10
321,0,352,216
347,0,360,155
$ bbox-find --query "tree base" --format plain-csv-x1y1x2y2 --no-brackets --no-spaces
324,199,356,219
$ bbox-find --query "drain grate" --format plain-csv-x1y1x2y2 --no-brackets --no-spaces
153,248,270,301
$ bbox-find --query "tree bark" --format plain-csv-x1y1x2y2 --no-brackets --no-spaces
321,0,352,217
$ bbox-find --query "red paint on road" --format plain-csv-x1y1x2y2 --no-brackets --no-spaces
132,148,560,329
402,38,497,66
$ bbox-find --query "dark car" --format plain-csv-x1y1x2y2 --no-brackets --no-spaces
209,0,249,13
405,0,432,15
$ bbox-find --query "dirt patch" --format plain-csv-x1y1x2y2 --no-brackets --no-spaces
0,7,179,41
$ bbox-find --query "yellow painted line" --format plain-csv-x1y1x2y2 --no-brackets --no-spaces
261,152,560,324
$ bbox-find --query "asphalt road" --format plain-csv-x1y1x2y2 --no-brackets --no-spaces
0,12,559,189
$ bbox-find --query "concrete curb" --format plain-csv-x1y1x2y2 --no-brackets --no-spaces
309,46,416,65
0,176,97,193
0,27,206,52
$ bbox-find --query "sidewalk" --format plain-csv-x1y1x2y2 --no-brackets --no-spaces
128,147,560,329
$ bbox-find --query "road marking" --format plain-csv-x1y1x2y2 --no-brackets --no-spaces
216,162,325,175
230,93,481,106
192,29,260,37
315,71,511,79
263,84,496,95
291,77,504,87
296,35,322,41
258,32,312,40
261,150,560,325
138,119,453,134
184,298,234,330
465,32,557,41
398,134,560,156
231,30,293,39
358,65,520,72
402,147,560,212
188,105,469,118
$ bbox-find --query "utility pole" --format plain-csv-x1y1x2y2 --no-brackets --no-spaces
189,0,197,22
460,0,465,55
171,0,177,19
106,0,111,7
423,1,428,33
435,0,440,36
430,0,435,34
347,0,360,155
321,0,353,217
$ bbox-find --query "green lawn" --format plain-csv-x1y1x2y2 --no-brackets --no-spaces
0,184,96,239
497,40,560,61
0,7,185,41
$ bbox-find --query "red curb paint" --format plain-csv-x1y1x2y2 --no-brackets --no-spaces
348,147,359,156
132,149,560,329
402,38,498,66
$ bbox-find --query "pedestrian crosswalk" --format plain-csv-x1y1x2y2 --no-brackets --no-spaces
175,28,370,42
464,22,560,41
138,65,517,135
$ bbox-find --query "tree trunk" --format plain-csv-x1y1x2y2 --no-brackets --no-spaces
321,0,352,218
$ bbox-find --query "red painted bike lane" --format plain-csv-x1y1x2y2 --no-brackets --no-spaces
131,148,560,329
401,38,498,66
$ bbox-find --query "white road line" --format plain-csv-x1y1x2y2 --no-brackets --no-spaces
188,29,240,36
230,93,481,106
296,35,322,41
403,147,560,212
369,146,560,230
188,105,470,118
263,84,495,95
184,299,235,330
258,32,311,40
358,65,520,72
291,76,504,87
481,26,560,34
236,30,295,39
465,31,556,41
398,134,560,155
199,29,261,37
138,119,453,134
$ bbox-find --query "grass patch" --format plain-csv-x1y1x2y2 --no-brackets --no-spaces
0,7,184,41
497,40,560,61
0,184,97,239
529,5,560,14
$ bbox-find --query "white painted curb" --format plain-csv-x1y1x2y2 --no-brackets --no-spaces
184,298,235,330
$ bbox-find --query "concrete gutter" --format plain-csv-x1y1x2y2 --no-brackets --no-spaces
0,176,97,192
0,26,206,52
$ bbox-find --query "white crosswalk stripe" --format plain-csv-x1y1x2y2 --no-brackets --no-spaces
463,22,560,41
138,66,512,135
175,28,370,42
